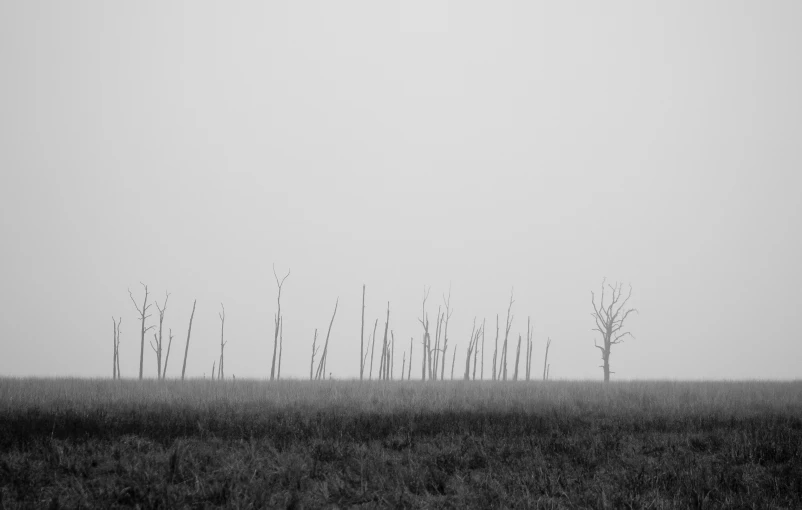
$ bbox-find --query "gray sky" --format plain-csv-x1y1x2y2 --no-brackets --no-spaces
1,1,800,380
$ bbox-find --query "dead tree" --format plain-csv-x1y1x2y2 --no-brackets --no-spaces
148,292,170,379
591,279,637,382
277,317,283,380
112,317,122,379
163,329,174,379
390,331,396,380
211,360,216,381
418,287,431,381
217,304,227,380
129,283,155,380
525,318,533,381
315,298,339,380
501,289,514,381
407,337,413,380
480,318,486,380
432,306,442,380
368,318,378,380
181,299,197,381
473,319,482,380
463,318,478,380
492,314,499,381
401,351,406,380
310,329,319,380
513,334,522,381
270,265,290,380
440,290,453,381
543,337,552,381
378,303,390,380
360,284,366,380
450,343,457,380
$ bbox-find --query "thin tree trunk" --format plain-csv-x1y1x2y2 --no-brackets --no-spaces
369,318,378,380
408,337,413,380
480,318,485,380
440,291,452,382
380,302,390,380
218,304,226,381
310,328,318,380
360,284,365,380
401,351,405,381
270,266,290,381
473,321,481,380
492,314,499,381
277,316,283,380
315,298,339,380
450,343,457,380
181,300,197,381
513,334,521,381
433,307,441,381
212,360,216,381
543,337,551,381
163,329,173,379
129,284,153,380
112,318,119,380
464,319,476,380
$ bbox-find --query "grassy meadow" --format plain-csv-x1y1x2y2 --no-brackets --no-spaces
1,378,801,508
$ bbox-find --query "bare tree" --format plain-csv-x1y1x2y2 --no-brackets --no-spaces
163,329,174,379
149,292,170,379
432,306,441,380
181,299,197,381
401,351,406,381
368,318,378,380
480,318,486,380
271,265,290,380
591,279,637,382
390,331,396,380
407,337,413,380
473,318,482,380
315,298,339,380
277,317,283,380
378,303,390,380
360,284,366,380
492,314,499,381
501,290,514,381
543,337,552,381
525,318,533,381
217,304,227,380
418,287,431,381
112,317,122,379
513,334,522,381
450,343,457,380
310,328,318,380
211,360,216,381
463,318,479,381
440,289,453,381
129,283,155,380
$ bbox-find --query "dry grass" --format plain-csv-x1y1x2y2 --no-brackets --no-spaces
1,379,801,508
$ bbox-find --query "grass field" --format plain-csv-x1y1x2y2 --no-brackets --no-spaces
1,379,801,508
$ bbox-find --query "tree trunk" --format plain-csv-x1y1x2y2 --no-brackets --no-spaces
513,334,521,381
181,300,197,381
360,284,365,380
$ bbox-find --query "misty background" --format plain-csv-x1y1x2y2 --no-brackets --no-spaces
1,1,800,380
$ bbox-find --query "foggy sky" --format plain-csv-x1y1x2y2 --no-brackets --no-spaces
1,1,800,380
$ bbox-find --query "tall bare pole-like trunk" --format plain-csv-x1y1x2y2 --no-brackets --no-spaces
163,329,173,379
408,337,413,380
379,302,390,380
401,351,405,381
150,293,169,379
181,299,197,381
432,307,442,381
211,361,216,381
310,329,318,380
315,298,339,380
129,283,155,380
592,279,637,382
543,337,552,381
418,287,431,381
473,319,482,380
277,317,283,380
480,318,486,380
360,284,366,380
525,317,533,381
501,289,514,381
217,304,227,380
368,318,378,380
464,318,477,380
450,343,457,380
390,331,395,380
112,317,122,379
492,314,499,381
513,334,522,381
270,265,290,381
440,289,452,381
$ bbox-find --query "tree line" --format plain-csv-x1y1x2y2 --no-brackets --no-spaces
113,271,635,383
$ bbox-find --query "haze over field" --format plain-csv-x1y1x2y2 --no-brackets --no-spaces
1,1,800,380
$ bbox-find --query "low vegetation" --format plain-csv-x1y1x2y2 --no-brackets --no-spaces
1,379,801,508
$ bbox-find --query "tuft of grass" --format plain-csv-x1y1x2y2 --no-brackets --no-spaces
1,378,801,507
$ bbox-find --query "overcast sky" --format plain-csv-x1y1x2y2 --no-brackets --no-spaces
1,1,800,380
